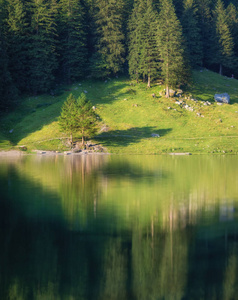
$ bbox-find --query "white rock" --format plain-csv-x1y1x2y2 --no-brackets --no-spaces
151,133,160,138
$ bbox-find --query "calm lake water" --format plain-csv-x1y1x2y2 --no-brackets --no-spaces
0,154,238,300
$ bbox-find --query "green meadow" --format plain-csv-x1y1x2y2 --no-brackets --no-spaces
1,69,238,154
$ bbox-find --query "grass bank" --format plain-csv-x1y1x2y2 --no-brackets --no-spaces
1,69,238,154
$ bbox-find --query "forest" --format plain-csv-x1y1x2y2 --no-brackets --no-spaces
1,0,238,110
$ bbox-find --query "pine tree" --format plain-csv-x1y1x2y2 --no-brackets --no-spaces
181,0,203,68
195,0,213,66
157,0,188,97
58,0,87,83
59,93,78,144
6,0,30,92
0,0,17,110
91,0,126,77
139,0,159,87
128,0,146,82
212,0,236,75
28,0,58,94
59,93,97,145
74,93,98,145
226,3,238,58
128,0,159,86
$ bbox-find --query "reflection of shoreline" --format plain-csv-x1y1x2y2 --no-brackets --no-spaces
1,154,238,233
0,150,26,157
0,150,110,157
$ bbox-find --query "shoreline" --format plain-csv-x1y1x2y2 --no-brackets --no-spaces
0,150,110,157
0,150,237,157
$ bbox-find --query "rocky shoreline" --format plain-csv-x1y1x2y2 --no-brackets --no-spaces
0,149,109,157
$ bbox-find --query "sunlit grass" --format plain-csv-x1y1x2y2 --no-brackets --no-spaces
1,69,238,154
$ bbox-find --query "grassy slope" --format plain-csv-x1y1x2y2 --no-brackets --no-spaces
1,69,238,154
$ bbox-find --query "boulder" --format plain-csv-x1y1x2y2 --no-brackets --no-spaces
151,133,160,138
214,93,230,104
169,89,176,97
176,89,183,96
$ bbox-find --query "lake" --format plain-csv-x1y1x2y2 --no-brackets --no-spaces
0,154,238,300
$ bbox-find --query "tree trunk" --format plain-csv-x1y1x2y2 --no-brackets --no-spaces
219,64,223,76
166,84,169,98
147,74,151,88
70,132,73,144
82,135,85,146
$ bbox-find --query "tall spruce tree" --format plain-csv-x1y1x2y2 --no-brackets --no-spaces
6,0,29,92
27,0,58,94
128,0,146,82
195,0,213,66
157,0,188,97
0,0,16,110
58,0,87,83
139,0,159,87
212,0,236,75
128,0,159,86
226,3,238,59
91,0,126,77
181,0,203,68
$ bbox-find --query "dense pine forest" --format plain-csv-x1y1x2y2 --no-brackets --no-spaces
1,0,238,110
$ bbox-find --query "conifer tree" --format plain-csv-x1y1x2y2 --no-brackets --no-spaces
181,0,203,68
128,0,146,82
58,0,87,83
59,93,78,144
226,3,238,57
59,93,97,145
6,0,30,91
195,0,213,66
157,0,188,97
28,0,58,94
139,0,159,87
91,0,126,77
74,93,98,145
128,0,159,86
0,0,16,110
212,0,236,75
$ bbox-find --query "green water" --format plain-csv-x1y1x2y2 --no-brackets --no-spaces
1,154,238,300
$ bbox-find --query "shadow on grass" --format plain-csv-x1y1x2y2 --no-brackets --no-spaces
2,79,131,146
85,78,132,106
2,76,161,147
96,126,172,148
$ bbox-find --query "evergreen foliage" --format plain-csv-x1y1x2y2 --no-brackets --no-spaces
92,0,126,77
1,0,238,110
0,0,16,110
28,0,58,94
157,0,188,97
138,0,159,87
181,0,203,68
195,0,213,66
58,0,87,83
6,0,29,91
128,0,146,82
128,0,159,87
226,3,238,60
59,93,97,145
212,0,236,75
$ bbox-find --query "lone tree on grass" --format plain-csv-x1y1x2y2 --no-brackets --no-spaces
59,93,97,146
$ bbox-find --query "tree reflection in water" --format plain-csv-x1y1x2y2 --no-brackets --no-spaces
0,155,238,299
